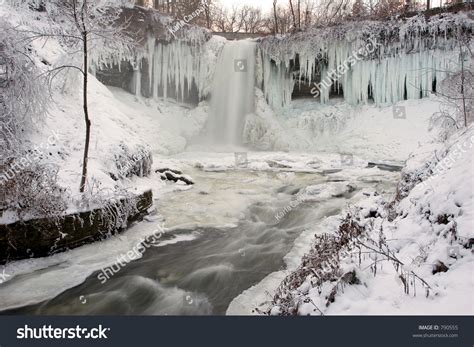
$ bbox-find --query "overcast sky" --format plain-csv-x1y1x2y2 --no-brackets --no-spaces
220,0,275,12
219,0,441,12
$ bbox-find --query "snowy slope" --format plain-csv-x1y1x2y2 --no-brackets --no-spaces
255,125,474,316
0,2,216,221
244,89,439,162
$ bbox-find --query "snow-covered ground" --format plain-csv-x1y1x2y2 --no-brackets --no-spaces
1,32,465,312
1,74,471,314
229,125,473,316
1,1,471,317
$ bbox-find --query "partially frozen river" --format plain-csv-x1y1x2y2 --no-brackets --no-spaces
0,152,400,315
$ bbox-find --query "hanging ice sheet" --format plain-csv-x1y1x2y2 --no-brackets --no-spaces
258,12,472,110
132,36,214,102
261,43,460,109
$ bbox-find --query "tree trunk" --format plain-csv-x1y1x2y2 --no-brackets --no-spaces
427,0,431,10
205,4,211,29
297,0,301,29
405,0,411,12
79,32,91,193
460,44,467,127
289,0,297,29
273,0,279,34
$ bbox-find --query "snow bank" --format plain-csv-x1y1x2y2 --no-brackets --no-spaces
263,125,474,315
244,89,439,162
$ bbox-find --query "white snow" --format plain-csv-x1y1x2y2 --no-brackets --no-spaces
1,1,471,317
249,125,474,316
243,89,439,162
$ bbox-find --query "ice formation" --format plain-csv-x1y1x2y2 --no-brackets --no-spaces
259,13,473,109
130,36,224,102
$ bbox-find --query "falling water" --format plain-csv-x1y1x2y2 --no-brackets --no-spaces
208,40,256,146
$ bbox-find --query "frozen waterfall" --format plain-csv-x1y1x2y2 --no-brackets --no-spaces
208,40,256,146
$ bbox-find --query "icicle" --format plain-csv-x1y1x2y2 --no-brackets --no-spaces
147,35,155,92
133,57,142,97
135,39,214,103
259,22,463,109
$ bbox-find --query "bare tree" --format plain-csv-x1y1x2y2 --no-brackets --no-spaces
226,5,243,32
0,21,68,220
431,32,473,136
0,22,48,154
273,0,279,34
152,0,215,28
239,6,265,33
307,0,352,25
352,0,368,17
24,0,135,193
203,0,213,29
372,0,405,18
213,5,228,31
297,0,301,28
452,33,473,128
289,0,298,29
301,0,317,29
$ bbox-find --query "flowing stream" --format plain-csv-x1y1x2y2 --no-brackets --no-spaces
0,40,401,316
1,160,399,315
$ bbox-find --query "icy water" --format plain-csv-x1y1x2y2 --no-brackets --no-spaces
0,160,399,315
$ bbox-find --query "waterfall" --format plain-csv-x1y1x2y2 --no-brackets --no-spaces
208,40,256,146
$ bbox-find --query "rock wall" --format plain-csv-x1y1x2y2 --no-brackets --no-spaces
0,190,153,264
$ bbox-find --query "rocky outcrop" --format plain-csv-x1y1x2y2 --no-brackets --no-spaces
0,190,153,264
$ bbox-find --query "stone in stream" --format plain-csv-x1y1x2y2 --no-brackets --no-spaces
156,168,194,185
